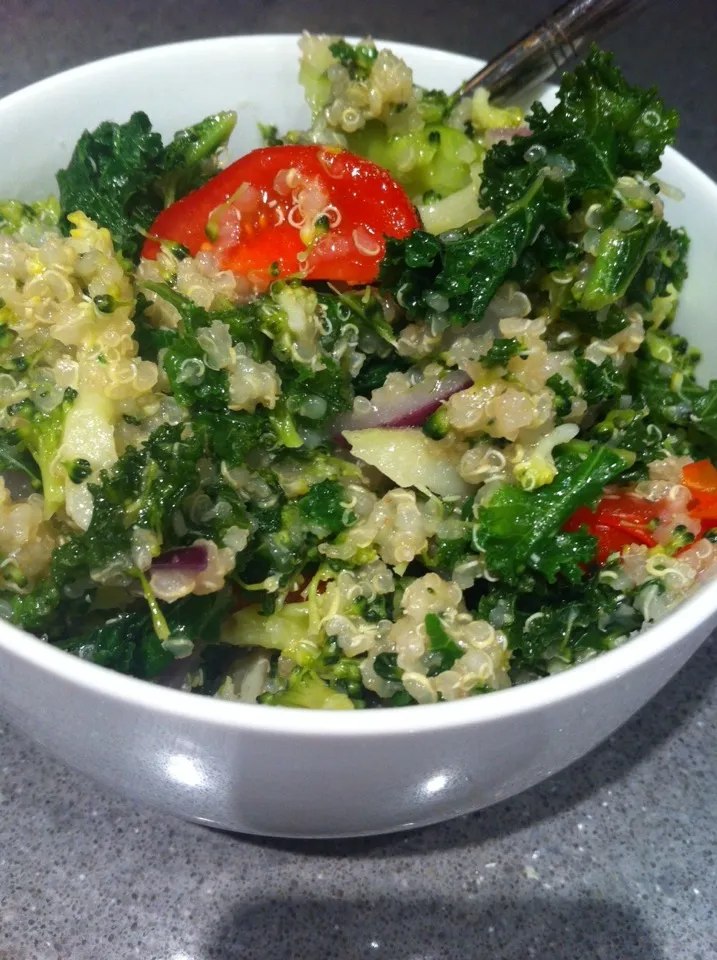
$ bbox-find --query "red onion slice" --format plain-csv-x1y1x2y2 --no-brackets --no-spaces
332,369,472,438
152,545,209,574
484,125,531,148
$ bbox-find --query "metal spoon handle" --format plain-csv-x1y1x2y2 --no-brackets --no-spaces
455,0,651,103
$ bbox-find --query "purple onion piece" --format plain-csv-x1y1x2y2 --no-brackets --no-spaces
151,545,209,574
484,125,531,148
331,369,472,440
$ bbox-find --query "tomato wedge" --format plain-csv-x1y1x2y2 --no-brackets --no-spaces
564,494,662,565
142,145,420,286
682,459,717,533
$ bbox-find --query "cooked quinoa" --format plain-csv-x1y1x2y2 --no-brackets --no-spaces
0,36,714,709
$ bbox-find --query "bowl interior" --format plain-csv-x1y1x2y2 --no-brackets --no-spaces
0,35,716,733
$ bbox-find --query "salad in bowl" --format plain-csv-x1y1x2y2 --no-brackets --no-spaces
1,35,714,713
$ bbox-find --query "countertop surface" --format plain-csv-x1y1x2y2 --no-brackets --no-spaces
1,1,716,958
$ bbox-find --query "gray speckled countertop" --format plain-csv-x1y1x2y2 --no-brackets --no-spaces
1,2,717,957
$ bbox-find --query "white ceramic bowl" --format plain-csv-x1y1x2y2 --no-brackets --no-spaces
1,36,716,838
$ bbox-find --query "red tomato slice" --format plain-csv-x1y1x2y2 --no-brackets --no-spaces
564,494,661,565
142,145,419,286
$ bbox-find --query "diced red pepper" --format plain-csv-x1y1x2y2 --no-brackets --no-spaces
564,494,662,565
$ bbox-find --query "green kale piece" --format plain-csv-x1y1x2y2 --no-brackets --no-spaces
423,531,472,572
373,652,403,682
9,423,204,632
57,112,165,261
297,479,352,536
424,612,463,675
580,214,661,311
57,111,236,261
58,590,232,679
140,282,260,411
328,39,378,80
482,337,524,368
563,304,630,341
546,374,575,418
379,49,673,325
478,576,643,678
575,355,626,406
627,222,689,311
480,47,678,216
197,409,274,468
473,443,632,584
380,174,566,325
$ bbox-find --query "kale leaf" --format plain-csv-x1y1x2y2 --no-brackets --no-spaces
424,612,463,675
478,576,643,678
9,423,204,632
580,214,661,311
59,590,232,678
480,47,678,216
381,51,677,327
57,111,236,261
380,175,566,325
482,337,524,368
297,479,353,536
627,222,690,310
473,443,632,583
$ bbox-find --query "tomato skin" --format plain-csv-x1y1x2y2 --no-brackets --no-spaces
142,145,419,286
564,494,661,565
682,460,717,532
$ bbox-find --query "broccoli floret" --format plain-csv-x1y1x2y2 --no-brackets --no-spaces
0,196,60,238
11,389,77,516
260,667,355,709
512,423,581,492
664,525,696,556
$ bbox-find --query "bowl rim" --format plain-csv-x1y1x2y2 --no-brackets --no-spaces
1,33,716,739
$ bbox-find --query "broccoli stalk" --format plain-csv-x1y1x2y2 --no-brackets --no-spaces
13,389,77,517
260,667,355,709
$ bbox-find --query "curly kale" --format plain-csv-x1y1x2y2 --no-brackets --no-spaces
480,47,678,215
9,423,205,632
478,576,643,678
482,337,525,369
380,48,678,326
297,479,353,536
57,110,236,261
473,443,633,584
328,39,378,80
380,175,566,325
58,590,233,679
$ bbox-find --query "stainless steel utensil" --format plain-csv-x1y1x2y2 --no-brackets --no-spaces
454,0,650,103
